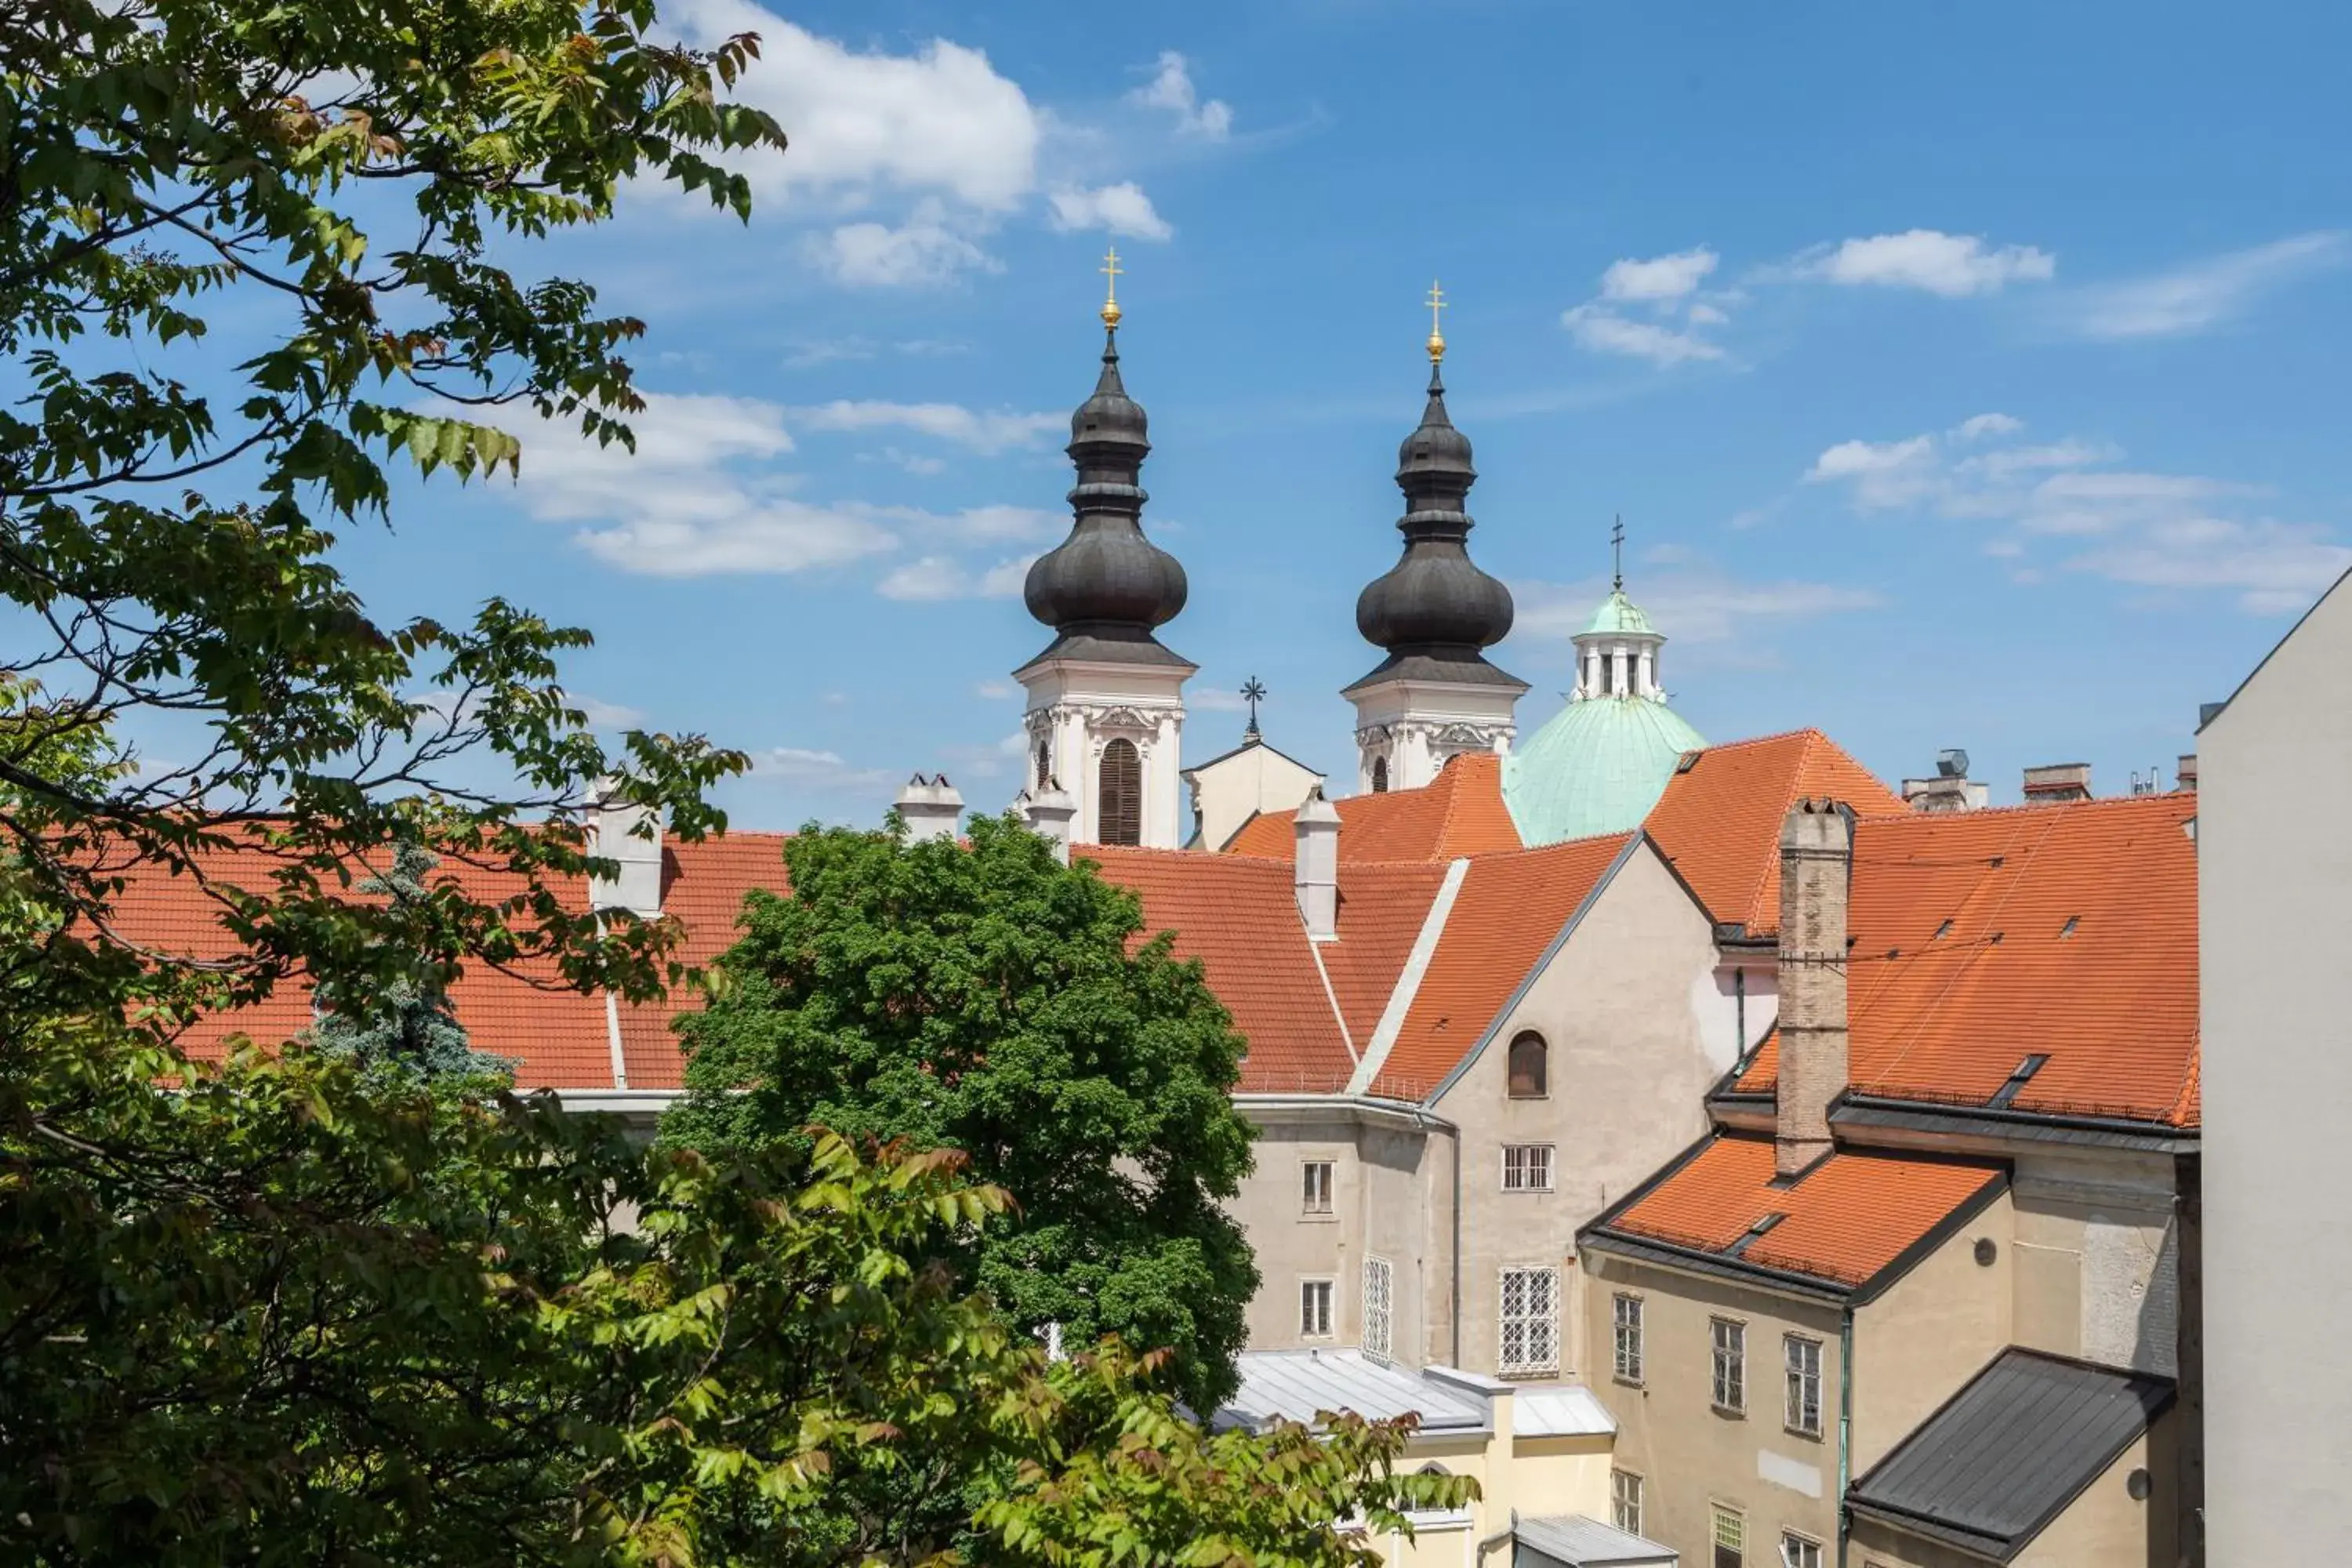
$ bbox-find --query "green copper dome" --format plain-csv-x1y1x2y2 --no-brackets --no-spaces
1504,695,1704,844
1583,587,1654,637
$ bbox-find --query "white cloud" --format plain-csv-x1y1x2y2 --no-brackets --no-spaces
2067,232,2349,339
807,210,998,288
1803,413,2346,613
1804,229,2055,297
751,746,895,790
659,2,1040,208
1599,247,1719,303
566,693,647,728
1954,412,2024,441
975,681,1017,699
1563,304,1726,365
1047,182,1174,241
797,400,1062,453
1190,687,1252,713
877,552,1039,601
1131,51,1232,140
1512,567,1880,646
1686,302,1730,325
938,731,1031,782
575,506,898,577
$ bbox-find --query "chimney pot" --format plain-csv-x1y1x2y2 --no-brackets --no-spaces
1018,782,1078,865
587,778,664,917
2176,753,2198,792
2021,763,2092,804
895,773,965,843
1294,789,1341,940
1775,798,1852,1178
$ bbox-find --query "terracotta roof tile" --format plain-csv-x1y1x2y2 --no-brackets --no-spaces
1318,862,1449,1047
1224,753,1523,864
1733,793,2200,1127
1644,729,1905,936
1083,847,1354,1094
1373,833,1632,1100
1601,1134,2004,1287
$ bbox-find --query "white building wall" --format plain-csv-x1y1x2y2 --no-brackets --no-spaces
1018,656,1189,848
1349,677,1519,793
2200,571,2352,1566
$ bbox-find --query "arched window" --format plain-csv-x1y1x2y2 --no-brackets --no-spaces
1098,738,1142,845
1035,739,1052,789
1370,756,1389,793
1507,1030,1548,1099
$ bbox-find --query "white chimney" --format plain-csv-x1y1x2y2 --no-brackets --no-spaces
1019,783,1078,864
586,779,663,917
895,773,965,843
1294,788,1341,941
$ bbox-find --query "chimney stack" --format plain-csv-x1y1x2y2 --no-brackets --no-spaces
1776,798,1852,1178
2021,762,2092,804
2176,753,2198,793
1294,789,1341,940
586,779,664,917
1019,782,1078,864
894,773,965,843
1900,747,1987,813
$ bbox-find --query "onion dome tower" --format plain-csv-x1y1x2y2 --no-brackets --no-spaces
1012,249,1194,848
1503,524,1705,844
1343,283,1529,794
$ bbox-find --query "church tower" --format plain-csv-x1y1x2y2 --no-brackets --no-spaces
1013,251,1193,848
1344,285,1526,793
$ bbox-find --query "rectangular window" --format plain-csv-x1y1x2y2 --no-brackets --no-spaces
1363,1256,1394,1362
1501,1144,1555,1192
1784,1334,1823,1436
1779,1533,1822,1568
1498,1266,1560,1374
1612,1293,1645,1384
1711,1505,1744,1568
1711,1317,1747,1414
1610,1469,1643,1537
1301,1160,1334,1216
1300,1279,1334,1338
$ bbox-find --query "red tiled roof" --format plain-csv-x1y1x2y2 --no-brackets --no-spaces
1318,862,1449,1047
1643,729,1905,937
1602,1134,2004,1287
1082,847,1355,1094
1372,833,1632,1099
1732,793,2201,1127
616,832,794,1089
1224,753,1523,864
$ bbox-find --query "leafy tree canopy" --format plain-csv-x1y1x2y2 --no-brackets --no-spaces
0,0,779,1040
666,814,1262,1414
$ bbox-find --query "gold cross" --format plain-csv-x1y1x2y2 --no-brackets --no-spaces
1425,278,1447,362
1100,247,1123,328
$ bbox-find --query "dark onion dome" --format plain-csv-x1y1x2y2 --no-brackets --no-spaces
1022,320,1189,662
1352,358,1517,670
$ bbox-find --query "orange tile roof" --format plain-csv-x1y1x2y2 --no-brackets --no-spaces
1371,833,1632,1099
1599,1134,2005,1288
1731,793,2201,1127
616,832,795,1089
1643,728,1904,937
1318,862,1450,1047
1083,847,1355,1093
1223,753,1523,864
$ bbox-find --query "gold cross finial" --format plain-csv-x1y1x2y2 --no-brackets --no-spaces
1100,246,1123,329
1425,279,1447,363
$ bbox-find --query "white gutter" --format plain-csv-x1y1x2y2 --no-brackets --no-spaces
553,1087,684,1118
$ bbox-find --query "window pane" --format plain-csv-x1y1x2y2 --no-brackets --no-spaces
1363,1257,1393,1361
1610,1470,1642,1537
1508,1033,1548,1098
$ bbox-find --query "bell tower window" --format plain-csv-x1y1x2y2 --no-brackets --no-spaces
1098,739,1142,846
1371,756,1389,793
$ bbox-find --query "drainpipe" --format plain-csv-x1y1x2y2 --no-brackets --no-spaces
1838,1307,1855,1568
1473,1508,1519,1568
1734,965,1747,1055
1446,1119,1462,1368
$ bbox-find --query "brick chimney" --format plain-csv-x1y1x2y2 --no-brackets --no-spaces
2022,763,2092,804
1776,798,1852,1178
894,773,965,842
586,779,664,917
1294,788,1341,940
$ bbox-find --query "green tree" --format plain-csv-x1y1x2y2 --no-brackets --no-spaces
0,1031,1468,1566
0,0,777,1041
666,813,1261,1414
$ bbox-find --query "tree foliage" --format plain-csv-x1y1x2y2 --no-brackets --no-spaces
0,1033,1468,1566
666,815,1261,1414
0,0,779,1041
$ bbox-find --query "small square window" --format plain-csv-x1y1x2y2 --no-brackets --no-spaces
1302,1160,1334,1216
1300,1279,1334,1338
1711,1317,1747,1414
1501,1144,1555,1192
1612,1293,1644,1385
1779,1532,1822,1568
1784,1334,1823,1436
1610,1469,1643,1537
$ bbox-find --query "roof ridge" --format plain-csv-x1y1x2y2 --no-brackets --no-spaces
1864,791,2198,827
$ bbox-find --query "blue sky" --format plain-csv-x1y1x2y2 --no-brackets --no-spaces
342,0,2352,829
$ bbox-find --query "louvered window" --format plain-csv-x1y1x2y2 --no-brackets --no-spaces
1098,738,1141,845
1370,756,1389,793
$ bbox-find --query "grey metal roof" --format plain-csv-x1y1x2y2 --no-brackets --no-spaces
1512,1385,1617,1438
1513,1513,1678,1566
1847,1348,2173,1563
1210,1350,1491,1433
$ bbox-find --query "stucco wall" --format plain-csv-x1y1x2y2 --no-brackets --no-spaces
1850,1193,2013,1475
2008,1152,2180,1377
2200,574,2352,1567
1185,742,1322,852
1438,844,1721,1377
